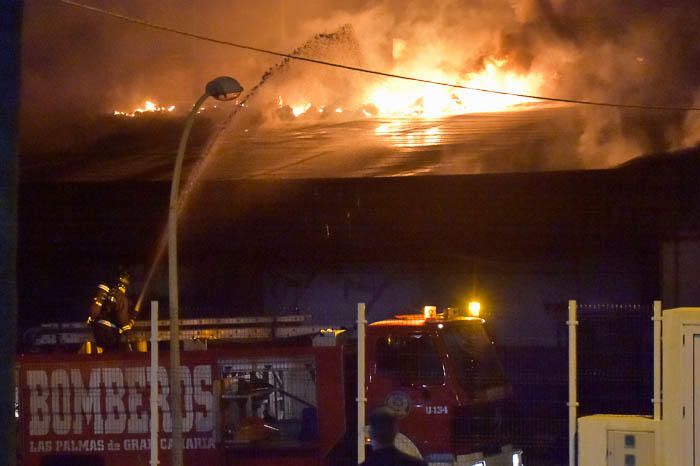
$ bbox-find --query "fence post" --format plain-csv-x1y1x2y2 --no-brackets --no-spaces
652,300,662,420
567,300,578,466
150,301,159,466
357,303,367,464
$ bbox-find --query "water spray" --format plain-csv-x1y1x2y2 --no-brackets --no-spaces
134,25,363,312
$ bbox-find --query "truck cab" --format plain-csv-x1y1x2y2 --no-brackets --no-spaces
365,305,522,466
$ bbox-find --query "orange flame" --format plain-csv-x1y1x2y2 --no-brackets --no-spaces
364,58,543,117
113,100,176,117
292,103,312,117
274,57,542,122
271,56,542,149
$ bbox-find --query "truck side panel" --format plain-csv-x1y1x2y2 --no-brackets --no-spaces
18,343,345,466
19,352,222,466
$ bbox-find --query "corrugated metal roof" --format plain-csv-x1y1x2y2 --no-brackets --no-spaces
206,104,582,179
22,104,584,182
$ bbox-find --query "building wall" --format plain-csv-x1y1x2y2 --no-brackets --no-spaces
264,259,649,347
662,235,700,308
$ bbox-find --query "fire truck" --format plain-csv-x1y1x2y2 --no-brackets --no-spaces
18,305,522,466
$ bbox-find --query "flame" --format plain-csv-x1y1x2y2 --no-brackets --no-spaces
364,57,543,147
364,58,543,117
276,96,314,117
273,57,542,124
113,100,176,117
292,103,311,117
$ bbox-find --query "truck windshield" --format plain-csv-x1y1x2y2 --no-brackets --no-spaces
376,333,445,386
441,322,507,390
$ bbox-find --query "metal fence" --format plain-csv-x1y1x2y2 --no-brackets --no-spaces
577,304,653,417
500,303,654,466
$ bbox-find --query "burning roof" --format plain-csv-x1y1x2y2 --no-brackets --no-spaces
19,0,700,182
113,100,176,118
20,103,584,182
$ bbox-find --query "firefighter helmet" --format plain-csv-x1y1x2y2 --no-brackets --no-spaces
116,270,130,289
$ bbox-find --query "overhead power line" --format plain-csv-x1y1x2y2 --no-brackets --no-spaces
59,0,700,112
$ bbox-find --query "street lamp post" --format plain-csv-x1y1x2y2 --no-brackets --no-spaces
168,76,243,466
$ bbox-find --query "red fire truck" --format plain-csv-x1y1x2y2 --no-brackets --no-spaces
18,307,522,466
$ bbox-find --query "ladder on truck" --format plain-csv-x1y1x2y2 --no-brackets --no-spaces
25,315,342,348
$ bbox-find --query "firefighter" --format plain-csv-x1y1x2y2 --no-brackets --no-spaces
86,271,136,351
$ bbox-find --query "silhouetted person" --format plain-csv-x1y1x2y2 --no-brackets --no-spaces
361,408,427,466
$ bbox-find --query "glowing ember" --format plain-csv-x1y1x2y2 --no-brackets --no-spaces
196,104,217,114
113,100,176,117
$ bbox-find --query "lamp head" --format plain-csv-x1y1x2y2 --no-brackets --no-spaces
205,76,243,101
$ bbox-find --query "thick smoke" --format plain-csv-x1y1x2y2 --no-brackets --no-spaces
497,0,700,164
21,0,700,166
294,0,700,165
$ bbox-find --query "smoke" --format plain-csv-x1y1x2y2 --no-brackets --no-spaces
282,0,700,165
20,0,700,167
495,0,700,164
